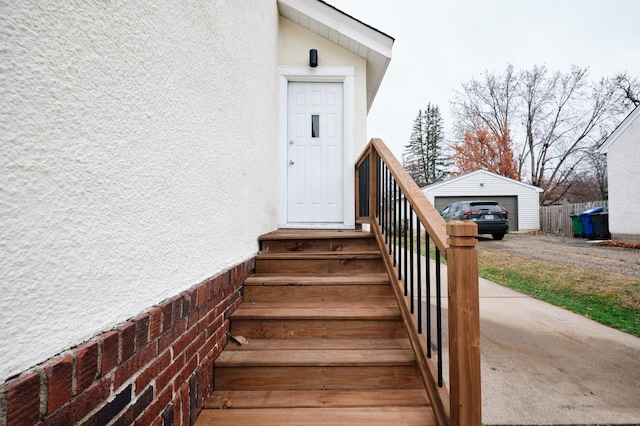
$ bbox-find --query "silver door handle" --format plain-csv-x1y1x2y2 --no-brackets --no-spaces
289,160,295,165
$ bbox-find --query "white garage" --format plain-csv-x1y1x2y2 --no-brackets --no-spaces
422,170,543,232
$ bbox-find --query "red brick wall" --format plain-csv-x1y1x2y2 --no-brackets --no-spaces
0,258,253,426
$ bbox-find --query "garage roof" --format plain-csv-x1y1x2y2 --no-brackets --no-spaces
278,0,394,112
423,170,543,192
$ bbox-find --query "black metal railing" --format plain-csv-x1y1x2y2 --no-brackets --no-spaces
376,153,446,387
358,155,370,218
356,138,482,426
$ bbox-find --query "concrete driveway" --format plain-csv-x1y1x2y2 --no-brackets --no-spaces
478,277,640,425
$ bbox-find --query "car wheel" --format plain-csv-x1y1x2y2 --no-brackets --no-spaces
492,233,505,240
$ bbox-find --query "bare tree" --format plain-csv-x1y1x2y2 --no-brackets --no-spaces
451,64,520,146
452,65,635,204
614,72,640,107
522,67,620,204
586,146,608,200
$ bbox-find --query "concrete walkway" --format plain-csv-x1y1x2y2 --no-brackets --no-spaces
416,257,640,425
478,277,640,425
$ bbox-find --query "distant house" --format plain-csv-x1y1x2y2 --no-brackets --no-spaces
0,1,393,423
421,170,543,232
597,105,640,243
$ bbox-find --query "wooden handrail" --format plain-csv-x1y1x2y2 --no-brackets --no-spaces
359,138,449,254
355,138,482,426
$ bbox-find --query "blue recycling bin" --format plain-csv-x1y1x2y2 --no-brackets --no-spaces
580,207,604,239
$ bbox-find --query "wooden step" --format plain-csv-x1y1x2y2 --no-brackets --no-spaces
214,336,420,390
244,273,390,286
231,301,406,339
261,236,377,252
254,251,385,274
196,406,436,425
232,303,399,320
243,284,393,303
224,338,411,352
214,365,422,390
230,318,407,339
231,319,407,339
259,230,378,253
205,389,430,409
260,230,375,240
244,273,392,303
216,349,416,368
230,304,403,339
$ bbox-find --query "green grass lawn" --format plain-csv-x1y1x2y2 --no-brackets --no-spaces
394,234,639,336
478,247,640,337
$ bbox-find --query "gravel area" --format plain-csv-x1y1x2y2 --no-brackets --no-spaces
477,233,640,279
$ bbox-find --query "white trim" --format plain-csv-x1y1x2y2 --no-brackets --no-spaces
279,66,355,229
278,0,393,58
597,105,640,154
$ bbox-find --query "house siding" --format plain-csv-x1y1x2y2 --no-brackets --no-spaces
1,0,279,384
422,171,542,231
607,115,640,241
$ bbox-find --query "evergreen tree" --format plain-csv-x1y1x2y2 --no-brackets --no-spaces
404,104,448,186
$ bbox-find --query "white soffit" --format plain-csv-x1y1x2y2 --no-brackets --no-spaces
278,0,394,112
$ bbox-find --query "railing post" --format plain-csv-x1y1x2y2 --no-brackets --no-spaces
446,220,481,426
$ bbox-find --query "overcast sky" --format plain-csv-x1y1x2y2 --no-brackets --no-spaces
323,0,640,161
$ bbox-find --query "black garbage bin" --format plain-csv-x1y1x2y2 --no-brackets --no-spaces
589,212,611,239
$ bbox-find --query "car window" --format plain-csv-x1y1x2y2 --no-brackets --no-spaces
441,206,450,215
469,202,504,212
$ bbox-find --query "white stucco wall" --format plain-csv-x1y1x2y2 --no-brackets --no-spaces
606,116,640,241
278,17,369,155
0,1,280,382
422,171,542,231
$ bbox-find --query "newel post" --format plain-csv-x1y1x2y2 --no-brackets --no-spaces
446,220,482,426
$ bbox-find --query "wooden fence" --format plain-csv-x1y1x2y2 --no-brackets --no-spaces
539,200,608,236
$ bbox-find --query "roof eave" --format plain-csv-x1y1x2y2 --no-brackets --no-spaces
278,0,394,112
597,104,640,154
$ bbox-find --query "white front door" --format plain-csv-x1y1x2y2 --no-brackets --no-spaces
287,81,344,224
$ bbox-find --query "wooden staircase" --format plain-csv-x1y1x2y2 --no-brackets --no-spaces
195,230,435,425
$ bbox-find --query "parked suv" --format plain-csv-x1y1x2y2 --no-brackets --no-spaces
440,200,509,240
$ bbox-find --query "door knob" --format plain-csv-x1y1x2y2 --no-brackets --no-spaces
289,140,294,145
289,160,295,165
